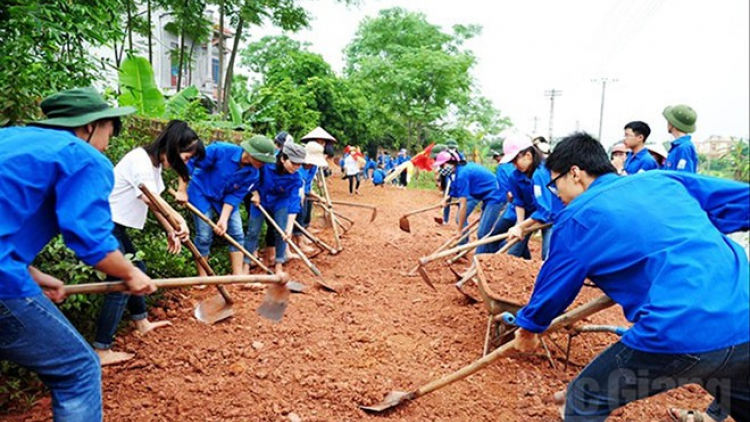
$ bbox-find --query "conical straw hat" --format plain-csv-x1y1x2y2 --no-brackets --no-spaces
300,126,337,144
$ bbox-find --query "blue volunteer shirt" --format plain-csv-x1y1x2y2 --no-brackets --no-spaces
496,163,517,220
530,164,565,223
372,169,386,185
623,147,659,175
187,142,259,214
449,162,504,205
508,169,536,217
251,163,303,216
299,166,318,194
516,171,750,353
664,135,699,173
0,127,119,299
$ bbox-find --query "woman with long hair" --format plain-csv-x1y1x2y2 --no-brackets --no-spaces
94,120,205,366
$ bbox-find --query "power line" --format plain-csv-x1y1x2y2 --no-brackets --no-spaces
545,89,563,142
592,78,617,142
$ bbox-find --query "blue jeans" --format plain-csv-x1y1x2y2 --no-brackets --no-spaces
565,341,750,422
93,225,147,350
1,294,102,421
245,205,290,264
192,207,244,256
475,202,507,254
541,226,553,260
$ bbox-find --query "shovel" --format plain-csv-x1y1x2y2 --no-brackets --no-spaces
329,200,378,222
399,202,458,233
139,185,239,324
360,295,615,413
255,203,338,292
169,189,306,294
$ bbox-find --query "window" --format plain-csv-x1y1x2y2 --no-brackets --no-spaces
212,58,220,83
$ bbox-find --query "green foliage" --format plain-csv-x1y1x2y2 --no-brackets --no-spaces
0,0,124,125
343,7,505,151
699,140,750,183
119,55,167,118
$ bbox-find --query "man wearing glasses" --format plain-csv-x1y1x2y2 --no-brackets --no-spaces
514,132,749,422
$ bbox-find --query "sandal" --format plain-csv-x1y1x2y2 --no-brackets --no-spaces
668,408,706,422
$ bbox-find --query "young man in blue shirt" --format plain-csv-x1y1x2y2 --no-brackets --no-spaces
0,87,156,421
663,104,699,172
514,132,749,422
622,121,658,174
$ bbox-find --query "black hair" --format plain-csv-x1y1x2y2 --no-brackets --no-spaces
144,120,205,182
623,121,651,142
517,145,544,177
546,132,616,177
275,152,295,174
275,131,289,146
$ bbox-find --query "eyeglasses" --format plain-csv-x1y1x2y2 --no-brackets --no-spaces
546,169,569,195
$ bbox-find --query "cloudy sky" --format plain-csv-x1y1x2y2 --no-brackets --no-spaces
252,0,749,146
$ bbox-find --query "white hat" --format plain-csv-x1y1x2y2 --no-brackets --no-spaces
645,142,668,159
300,127,337,144
304,141,328,167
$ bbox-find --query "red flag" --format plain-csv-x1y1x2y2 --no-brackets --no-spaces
410,143,435,171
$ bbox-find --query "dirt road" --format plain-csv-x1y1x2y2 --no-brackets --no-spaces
7,176,723,421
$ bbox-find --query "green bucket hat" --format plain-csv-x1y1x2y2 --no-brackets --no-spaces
663,104,697,133
445,139,459,148
32,87,136,128
241,135,276,163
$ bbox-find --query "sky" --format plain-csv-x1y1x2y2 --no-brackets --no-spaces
251,0,749,147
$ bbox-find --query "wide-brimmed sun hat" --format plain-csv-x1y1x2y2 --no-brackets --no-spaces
241,135,276,163
645,142,669,159
305,142,328,167
499,134,533,164
663,104,697,133
31,87,135,128
300,126,337,144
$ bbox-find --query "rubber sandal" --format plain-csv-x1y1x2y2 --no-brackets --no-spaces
668,408,705,422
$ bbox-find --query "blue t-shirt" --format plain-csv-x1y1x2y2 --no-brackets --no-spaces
187,142,259,214
372,169,386,185
0,127,119,299
516,171,749,353
624,148,659,175
495,163,517,220
449,163,504,205
530,164,565,223
250,163,303,216
508,169,536,217
299,166,317,194
665,135,699,173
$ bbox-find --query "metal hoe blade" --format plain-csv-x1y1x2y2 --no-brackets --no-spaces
360,391,416,413
286,280,307,293
398,216,411,233
416,266,436,291
194,294,234,324
256,284,290,322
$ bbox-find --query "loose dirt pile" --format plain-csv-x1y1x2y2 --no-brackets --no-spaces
6,176,726,421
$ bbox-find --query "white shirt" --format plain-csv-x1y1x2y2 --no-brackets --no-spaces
109,148,164,229
344,154,360,176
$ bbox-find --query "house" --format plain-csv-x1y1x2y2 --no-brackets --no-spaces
93,6,232,102
696,135,741,159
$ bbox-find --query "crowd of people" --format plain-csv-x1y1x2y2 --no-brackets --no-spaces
0,86,747,422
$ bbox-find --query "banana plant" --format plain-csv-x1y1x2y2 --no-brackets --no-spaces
118,55,166,118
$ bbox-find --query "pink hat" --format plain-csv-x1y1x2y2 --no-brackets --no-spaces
611,143,628,154
432,150,458,169
499,135,534,164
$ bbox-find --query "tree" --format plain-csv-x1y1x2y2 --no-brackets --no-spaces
344,8,481,150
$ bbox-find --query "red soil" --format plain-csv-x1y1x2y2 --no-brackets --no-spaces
5,176,728,422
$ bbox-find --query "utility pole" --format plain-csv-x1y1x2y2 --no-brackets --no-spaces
592,78,617,142
544,89,562,142
533,116,539,134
